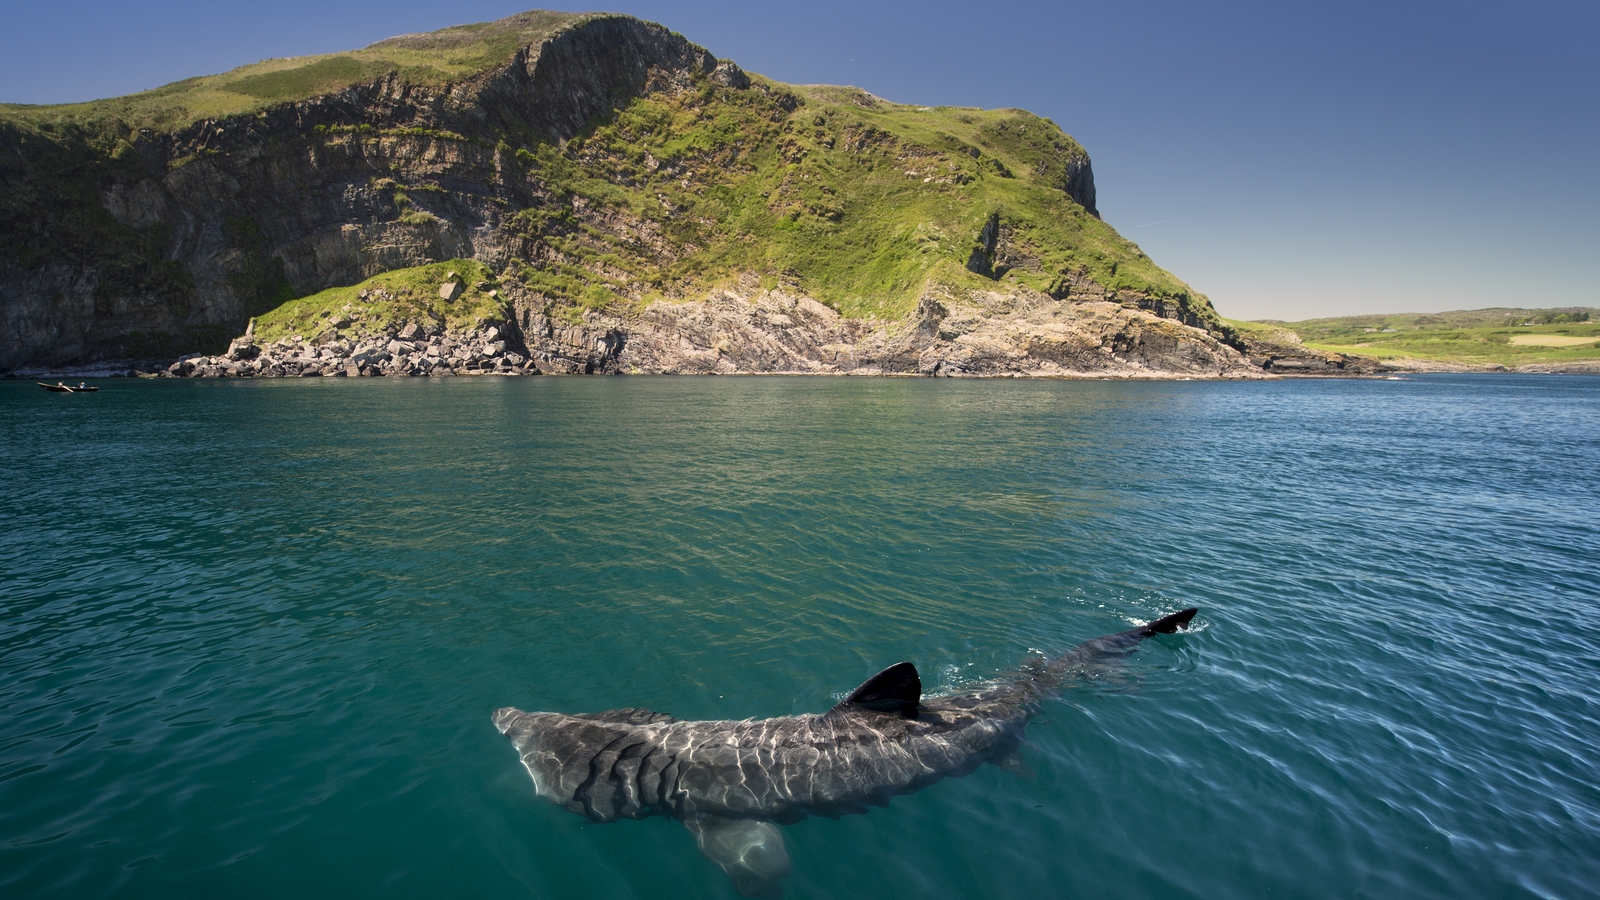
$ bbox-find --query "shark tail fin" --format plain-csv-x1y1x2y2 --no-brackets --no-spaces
1044,607,1200,678
683,815,790,899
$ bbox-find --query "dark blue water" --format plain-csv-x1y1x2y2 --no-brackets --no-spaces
2,375,1597,898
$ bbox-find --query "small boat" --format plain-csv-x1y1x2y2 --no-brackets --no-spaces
38,382,99,393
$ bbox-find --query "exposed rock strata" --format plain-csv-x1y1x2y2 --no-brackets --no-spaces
163,279,1260,379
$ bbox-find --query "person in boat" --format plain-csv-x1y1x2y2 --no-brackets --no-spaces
56,381,67,389
78,383,87,390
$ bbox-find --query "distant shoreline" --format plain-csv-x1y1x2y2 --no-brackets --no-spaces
1228,307,1600,375
8,363,1599,381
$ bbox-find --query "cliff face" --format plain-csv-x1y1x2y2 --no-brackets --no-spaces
2,15,717,369
161,271,1255,380
0,11,1248,376
512,280,1249,377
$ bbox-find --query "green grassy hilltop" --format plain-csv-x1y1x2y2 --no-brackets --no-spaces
0,11,586,131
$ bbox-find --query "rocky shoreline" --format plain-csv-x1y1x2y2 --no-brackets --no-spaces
118,279,1270,380
165,320,532,379
15,349,1599,380
9,274,1593,382
12,290,1598,380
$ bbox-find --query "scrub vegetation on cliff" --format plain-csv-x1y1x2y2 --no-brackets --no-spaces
502,78,1204,323
249,259,504,343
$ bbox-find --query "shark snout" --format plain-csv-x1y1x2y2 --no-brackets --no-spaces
492,706,525,734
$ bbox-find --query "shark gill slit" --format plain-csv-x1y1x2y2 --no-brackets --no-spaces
576,732,633,818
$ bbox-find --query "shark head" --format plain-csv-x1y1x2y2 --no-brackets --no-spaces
493,705,681,818
492,708,575,806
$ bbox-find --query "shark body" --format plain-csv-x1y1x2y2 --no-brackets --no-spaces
494,607,1198,896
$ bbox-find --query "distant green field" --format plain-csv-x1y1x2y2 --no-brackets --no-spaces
1244,308,1600,366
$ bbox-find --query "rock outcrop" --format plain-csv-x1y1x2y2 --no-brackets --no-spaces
567,280,1253,378
1232,325,1393,376
162,275,1259,379
166,319,534,379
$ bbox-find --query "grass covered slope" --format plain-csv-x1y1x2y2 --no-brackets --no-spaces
0,11,585,131
501,78,1215,327
1250,308,1600,367
249,260,505,343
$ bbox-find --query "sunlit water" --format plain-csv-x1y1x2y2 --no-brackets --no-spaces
2,375,1597,899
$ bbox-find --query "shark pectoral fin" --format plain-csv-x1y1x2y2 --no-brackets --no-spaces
683,815,791,899
992,750,1035,779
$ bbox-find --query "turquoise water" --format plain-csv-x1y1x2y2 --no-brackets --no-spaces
2,375,1598,899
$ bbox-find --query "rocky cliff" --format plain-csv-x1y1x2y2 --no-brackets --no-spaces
164,272,1251,379
1,10,1254,377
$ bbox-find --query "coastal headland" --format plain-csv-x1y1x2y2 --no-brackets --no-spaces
0,10,1259,379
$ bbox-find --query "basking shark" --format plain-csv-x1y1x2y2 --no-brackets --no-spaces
494,607,1198,896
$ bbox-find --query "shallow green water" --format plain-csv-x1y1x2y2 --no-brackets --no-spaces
2,375,1598,898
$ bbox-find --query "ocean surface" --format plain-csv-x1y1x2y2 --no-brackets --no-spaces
2,374,1597,899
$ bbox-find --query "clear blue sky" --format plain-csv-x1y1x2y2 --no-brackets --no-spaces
4,0,1595,320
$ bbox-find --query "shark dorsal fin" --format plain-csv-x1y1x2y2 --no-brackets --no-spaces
845,662,922,717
